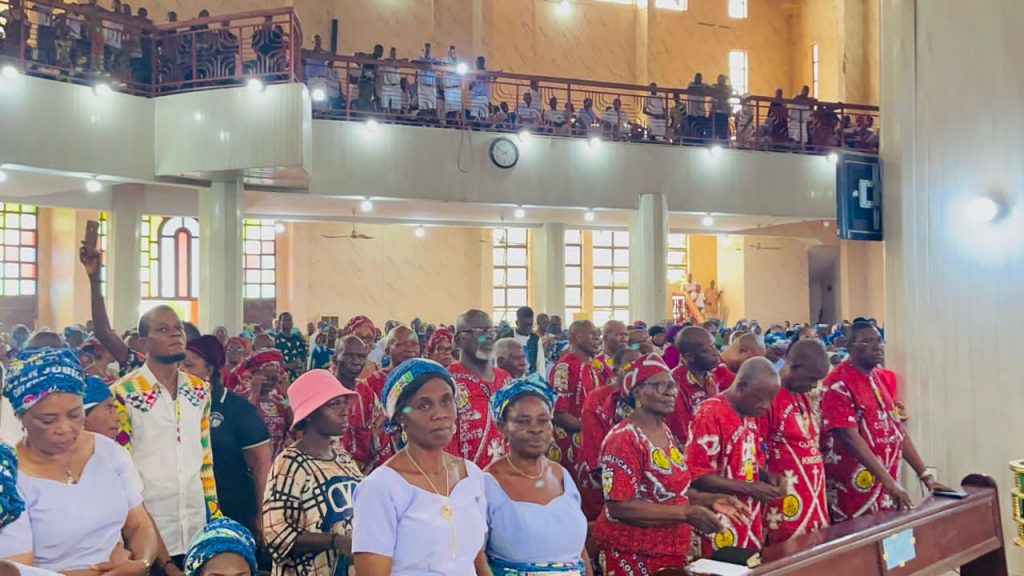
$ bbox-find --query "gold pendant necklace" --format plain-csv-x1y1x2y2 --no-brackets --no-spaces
405,449,457,558
505,454,547,482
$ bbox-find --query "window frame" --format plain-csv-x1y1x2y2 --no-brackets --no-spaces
242,219,278,300
728,49,749,95
564,229,584,321
492,227,529,324
591,230,630,325
727,0,748,19
812,43,820,98
0,203,38,297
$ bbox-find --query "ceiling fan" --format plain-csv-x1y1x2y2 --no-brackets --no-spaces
748,241,781,251
320,208,375,240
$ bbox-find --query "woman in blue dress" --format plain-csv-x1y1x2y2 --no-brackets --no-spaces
484,374,591,576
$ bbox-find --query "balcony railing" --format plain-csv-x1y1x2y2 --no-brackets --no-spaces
303,53,880,155
0,0,302,95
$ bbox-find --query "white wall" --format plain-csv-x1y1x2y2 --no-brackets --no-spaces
883,0,1024,568
743,236,813,326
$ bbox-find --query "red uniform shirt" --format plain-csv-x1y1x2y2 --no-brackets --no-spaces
820,360,906,523
550,352,601,483
758,387,829,543
594,420,691,559
712,363,737,389
593,351,616,385
686,395,765,556
364,367,391,400
340,378,393,473
578,384,631,521
445,363,509,468
667,362,726,445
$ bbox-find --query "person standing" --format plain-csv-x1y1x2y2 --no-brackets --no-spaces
820,322,953,523
334,336,392,473
512,307,545,376
364,325,421,399
447,310,509,468
110,306,220,573
758,340,831,544
306,325,337,371
668,326,731,445
424,326,455,367
234,350,293,459
549,320,601,492
593,320,628,385
494,338,528,380
686,357,786,558
273,313,308,381
340,315,381,379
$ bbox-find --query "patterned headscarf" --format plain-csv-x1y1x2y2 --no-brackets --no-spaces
225,336,252,356
343,315,376,335
4,347,86,416
490,372,556,422
0,442,25,528
235,349,286,380
425,326,453,356
183,518,257,576
621,353,671,397
381,358,456,420
83,375,113,410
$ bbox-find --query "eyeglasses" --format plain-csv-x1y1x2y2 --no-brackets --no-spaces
458,327,497,338
643,381,678,395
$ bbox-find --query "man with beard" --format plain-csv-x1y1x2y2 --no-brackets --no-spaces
667,326,731,444
364,325,421,398
110,305,220,573
550,319,601,488
446,309,509,468
334,335,391,473
594,320,629,384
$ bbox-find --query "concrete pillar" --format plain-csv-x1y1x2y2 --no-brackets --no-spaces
198,180,244,333
532,223,566,319
629,193,668,324
108,185,143,332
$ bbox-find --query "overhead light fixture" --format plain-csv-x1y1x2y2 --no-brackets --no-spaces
702,214,714,227
193,111,203,122
456,62,469,75
708,145,723,157
517,129,531,143
1,64,18,79
93,82,112,97
513,207,526,219
826,152,839,165
966,196,1002,224
583,209,595,222
557,0,571,15
588,136,601,148
246,78,265,93
414,226,426,238
359,198,374,212
365,118,379,133
85,179,102,193
0,170,7,183
274,222,286,234
311,87,326,102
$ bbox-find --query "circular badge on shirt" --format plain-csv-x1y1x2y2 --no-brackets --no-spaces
651,448,671,471
547,444,563,463
602,468,614,497
572,432,582,447
669,446,684,467
714,527,737,549
210,411,224,428
782,493,802,519
854,468,875,492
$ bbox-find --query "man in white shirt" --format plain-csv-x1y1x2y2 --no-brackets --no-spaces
601,98,628,140
110,306,219,574
544,96,566,133
512,307,546,377
516,92,542,128
644,83,667,141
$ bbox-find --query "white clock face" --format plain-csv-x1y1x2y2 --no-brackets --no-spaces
490,138,519,169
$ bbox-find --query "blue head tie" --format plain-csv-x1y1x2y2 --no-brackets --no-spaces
0,442,25,528
490,372,556,423
83,375,112,410
184,518,257,576
4,347,85,416
381,358,456,420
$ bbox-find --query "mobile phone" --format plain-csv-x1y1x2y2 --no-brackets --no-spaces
932,489,969,499
85,220,100,250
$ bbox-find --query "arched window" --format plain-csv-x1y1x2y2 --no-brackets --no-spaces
141,215,200,300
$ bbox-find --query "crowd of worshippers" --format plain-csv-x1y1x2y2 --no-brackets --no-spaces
0,237,947,576
0,0,290,87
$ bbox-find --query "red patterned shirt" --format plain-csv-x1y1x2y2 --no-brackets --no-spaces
593,352,615,386
340,378,393,473
364,367,391,401
820,360,905,523
550,352,600,483
578,384,631,521
686,395,764,556
667,362,726,445
758,387,829,543
445,363,508,468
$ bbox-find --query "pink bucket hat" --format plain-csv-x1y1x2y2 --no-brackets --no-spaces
287,369,357,430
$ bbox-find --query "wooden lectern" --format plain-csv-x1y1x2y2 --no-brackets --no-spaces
750,474,1008,575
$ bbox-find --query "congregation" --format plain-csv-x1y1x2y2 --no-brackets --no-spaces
0,237,948,576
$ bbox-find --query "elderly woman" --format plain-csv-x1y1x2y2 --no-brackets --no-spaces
352,359,489,576
183,518,258,576
0,348,158,575
263,370,362,576
223,336,251,391
424,326,454,367
594,353,749,574
82,375,119,440
235,349,293,457
484,374,591,576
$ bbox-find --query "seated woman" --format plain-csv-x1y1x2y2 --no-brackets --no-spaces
594,354,749,574
352,359,489,576
484,374,591,576
0,348,158,576
183,518,257,576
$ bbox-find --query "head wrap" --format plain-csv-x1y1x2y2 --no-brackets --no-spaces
490,373,556,422
188,335,226,371
83,375,112,410
0,442,25,528
621,353,671,397
236,349,286,380
183,518,257,576
425,327,453,356
343,315,376,335
225,336,252,355
664,325,685,348
4,347,85,416
381,358,456,420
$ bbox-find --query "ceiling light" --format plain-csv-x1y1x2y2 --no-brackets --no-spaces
588,136,601,148
414,226,426,238
702,214,714,227
1,65,18,79
365,119,379,133
85,179,102,193
513,207,526,219
456,62,469,75
311,87,326,102
708,145,723,157
826,152,839,165
246,78,264,93
359,198,374,212
583,209,595,222
557,0,571,15
0,170,7,183
193,111,203,122
966,197,1001,224
274,222,286,234
93,82,112,97
517,129,531,143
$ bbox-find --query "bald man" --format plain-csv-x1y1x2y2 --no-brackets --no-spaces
667,326,732,444
447,309,509,468
550,319,601,489
594,320,629,384
758,340,831,544
364,325,422,398
687,357,785,557
721,332,766,373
